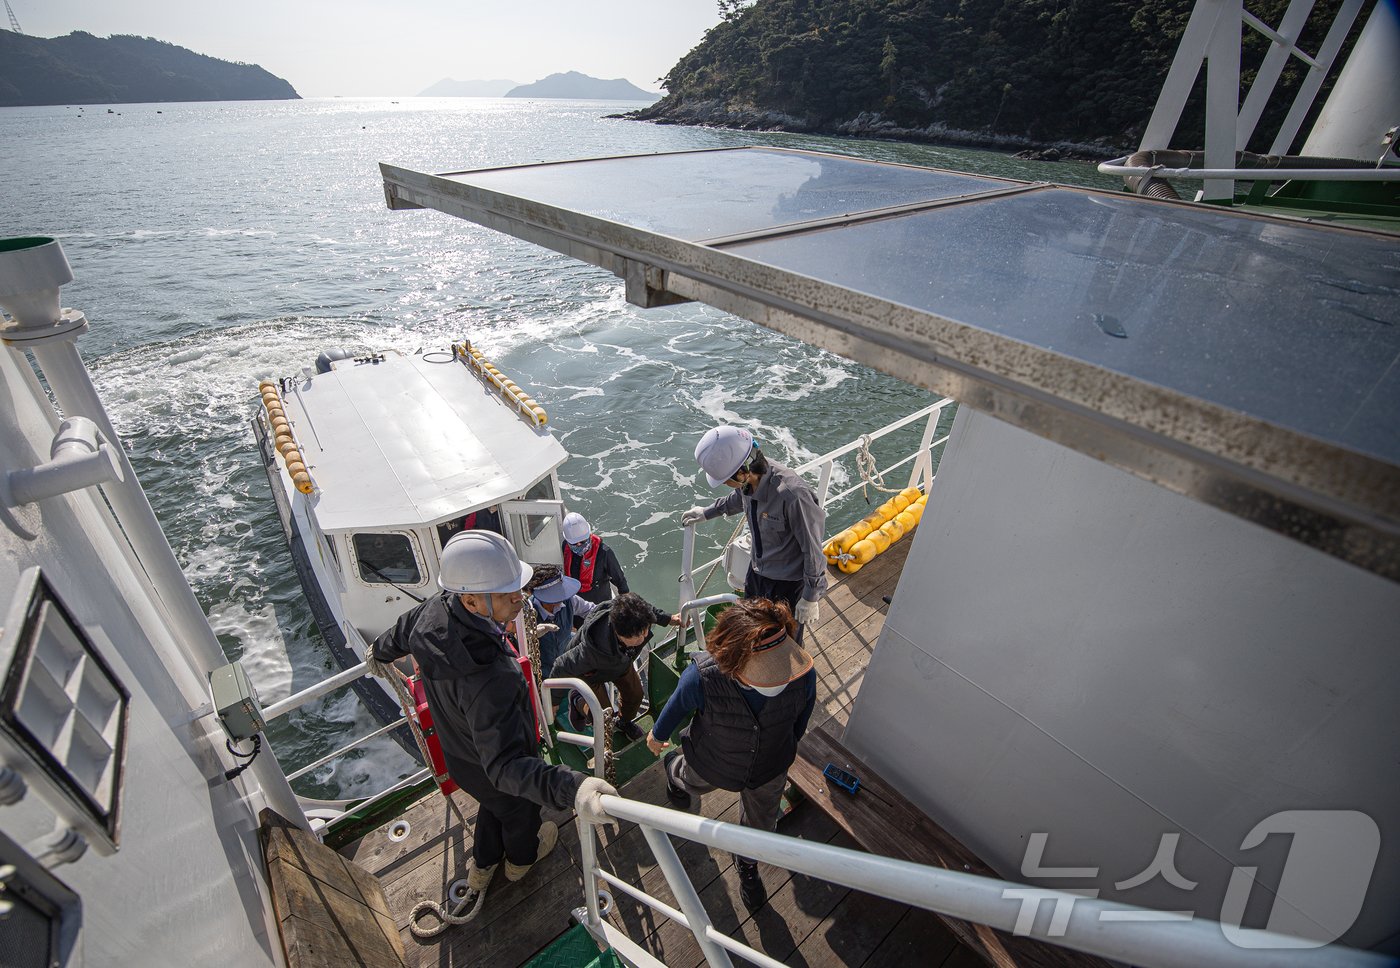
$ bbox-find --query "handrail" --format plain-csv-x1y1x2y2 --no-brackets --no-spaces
285,716,408,782
313,767,432,830
262,659,369,721
1098,156,1400,182
540,677,609,778
575,795,1390,968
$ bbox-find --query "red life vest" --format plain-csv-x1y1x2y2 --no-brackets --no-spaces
564,534,601,594
411,634,540,799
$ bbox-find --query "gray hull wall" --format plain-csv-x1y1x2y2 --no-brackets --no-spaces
845,407,1400,950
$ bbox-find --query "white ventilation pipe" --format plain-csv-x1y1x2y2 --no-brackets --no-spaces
6,416,124,505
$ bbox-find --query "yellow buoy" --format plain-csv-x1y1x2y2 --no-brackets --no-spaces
895,509,919,532
880,517,906,543
849,538,878,564
292,471,313,494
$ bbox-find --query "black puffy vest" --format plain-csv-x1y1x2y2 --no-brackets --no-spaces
680,653,808,791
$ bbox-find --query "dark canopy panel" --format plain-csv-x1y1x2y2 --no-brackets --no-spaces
382,146,1400,580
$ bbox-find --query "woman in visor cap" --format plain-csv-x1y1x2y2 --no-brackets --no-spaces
646,598,817,914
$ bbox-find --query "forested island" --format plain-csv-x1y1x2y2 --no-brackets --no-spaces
0,31,298,106
633,0,1355,156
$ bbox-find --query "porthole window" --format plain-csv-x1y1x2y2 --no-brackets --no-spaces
351,532,423,585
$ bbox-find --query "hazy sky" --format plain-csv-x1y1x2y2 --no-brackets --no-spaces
18,0,726,97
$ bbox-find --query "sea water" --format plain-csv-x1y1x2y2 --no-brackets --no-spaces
1,97,1119,798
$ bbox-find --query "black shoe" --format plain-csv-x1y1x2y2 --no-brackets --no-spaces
661,750,691,807
615,718,645,744
737,861,767,913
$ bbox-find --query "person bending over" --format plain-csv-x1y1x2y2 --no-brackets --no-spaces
551,591,679,744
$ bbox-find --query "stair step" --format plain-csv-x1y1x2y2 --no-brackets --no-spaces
521,923,623,968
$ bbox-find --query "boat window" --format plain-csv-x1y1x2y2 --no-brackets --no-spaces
435,507,505,550
351,532,423,585
524,477,556,501
505,511,563,566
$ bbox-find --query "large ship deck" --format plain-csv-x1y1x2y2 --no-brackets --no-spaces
339,539,969,966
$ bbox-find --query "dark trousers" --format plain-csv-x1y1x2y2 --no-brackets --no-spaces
745,569,807,645
473,791,542,868
581,665,645,724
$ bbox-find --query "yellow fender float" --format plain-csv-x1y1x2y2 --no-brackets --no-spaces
824,487,927,574
456,341,549,427
259,380,314,494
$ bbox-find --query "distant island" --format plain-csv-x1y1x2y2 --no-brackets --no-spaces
419,77,519,97
506,71,659,101
632,0,1342,156
0,31,298,106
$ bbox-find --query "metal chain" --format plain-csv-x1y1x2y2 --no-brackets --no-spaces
601,706,616,786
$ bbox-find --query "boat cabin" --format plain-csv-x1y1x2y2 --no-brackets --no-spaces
258,346,568,641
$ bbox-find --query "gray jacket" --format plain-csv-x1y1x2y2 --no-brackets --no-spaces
703,459,828,602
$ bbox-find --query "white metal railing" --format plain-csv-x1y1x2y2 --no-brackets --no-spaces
573,795,1391,968
1098,157,1400,182
540,677,609,778
676,398,955,626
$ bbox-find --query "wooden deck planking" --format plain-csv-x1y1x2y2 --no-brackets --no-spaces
346,542,931,966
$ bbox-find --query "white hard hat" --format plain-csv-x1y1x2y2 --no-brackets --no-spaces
695,425,755,488
562,512,591,545
439,530,533,594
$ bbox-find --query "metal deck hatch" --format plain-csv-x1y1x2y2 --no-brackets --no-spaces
380,145,1400,582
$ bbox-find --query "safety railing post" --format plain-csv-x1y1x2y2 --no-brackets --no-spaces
639,826,736,968
910,406,940,491
541,677,608,777
577,815,604,931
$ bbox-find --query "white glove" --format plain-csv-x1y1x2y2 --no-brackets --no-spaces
681,506,707,527
795,598,820,626
535,623,559,636
575,776,619,830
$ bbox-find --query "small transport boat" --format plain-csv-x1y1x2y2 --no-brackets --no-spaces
250,341,570,741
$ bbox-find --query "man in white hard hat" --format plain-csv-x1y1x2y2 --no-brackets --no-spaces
371,530,616,913
561,510,631,606
682,426,827,640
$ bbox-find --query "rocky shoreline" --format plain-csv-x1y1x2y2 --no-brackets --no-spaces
617,98,1127,162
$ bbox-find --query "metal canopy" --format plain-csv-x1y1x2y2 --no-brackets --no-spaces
381,146,1400,581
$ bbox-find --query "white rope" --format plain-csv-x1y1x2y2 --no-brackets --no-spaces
854,433,904,499
408,878,489,938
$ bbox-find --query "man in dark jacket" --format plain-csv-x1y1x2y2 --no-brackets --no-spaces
561,511,631,606
646,598,816,913
551,592,679,744
372,531,614,911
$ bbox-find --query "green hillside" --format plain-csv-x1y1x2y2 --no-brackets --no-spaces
636,0,1360,153
0,30,299,106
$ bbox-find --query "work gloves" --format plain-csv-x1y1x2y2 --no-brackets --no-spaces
681,506,707,527
575,776,620,830
795,599,821,626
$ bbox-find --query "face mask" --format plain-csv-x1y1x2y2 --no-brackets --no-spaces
569,540,590,555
